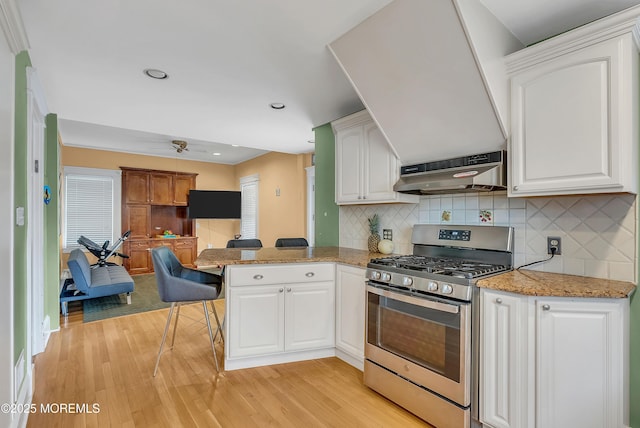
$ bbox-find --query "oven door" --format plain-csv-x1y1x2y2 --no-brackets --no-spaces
365,283,471,407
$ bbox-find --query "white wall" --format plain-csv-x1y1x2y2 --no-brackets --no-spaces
340,191,636,282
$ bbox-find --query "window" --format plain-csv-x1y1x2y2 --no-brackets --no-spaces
63,167,121,251
240,174,259,239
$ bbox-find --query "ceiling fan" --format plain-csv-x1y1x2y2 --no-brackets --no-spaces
171,140,189,153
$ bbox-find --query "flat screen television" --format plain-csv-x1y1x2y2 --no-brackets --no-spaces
188,190,241,219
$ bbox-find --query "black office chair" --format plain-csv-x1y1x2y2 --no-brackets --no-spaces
274,238,309,247
226,239,263,248
151,246,224,375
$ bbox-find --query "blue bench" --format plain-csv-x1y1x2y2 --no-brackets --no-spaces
61,249,135,316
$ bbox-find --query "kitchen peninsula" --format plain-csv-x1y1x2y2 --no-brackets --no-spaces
195,246,384,371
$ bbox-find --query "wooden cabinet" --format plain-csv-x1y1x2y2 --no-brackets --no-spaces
332,110,418,205
506,11,639,197
335,264,366,370
121,167,197,274
226,263,335,370
480,289,629,428
123,170,150,204
125,205,151,239
123,237,197,274
149,172,173,205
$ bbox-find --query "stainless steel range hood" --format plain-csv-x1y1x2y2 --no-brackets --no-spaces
328,0,523,164
393,151,506,194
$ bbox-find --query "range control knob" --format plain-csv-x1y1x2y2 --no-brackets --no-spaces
441,283,453,294
427,281,438,292
370,271,381,280
381,272,391,282
402,276,413,287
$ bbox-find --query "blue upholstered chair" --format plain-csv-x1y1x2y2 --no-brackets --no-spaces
274,237,309,247
151,246,224,375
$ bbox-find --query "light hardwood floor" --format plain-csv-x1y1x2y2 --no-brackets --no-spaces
29,302,430,427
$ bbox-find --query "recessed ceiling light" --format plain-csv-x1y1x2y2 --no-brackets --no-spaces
143,68,168,79
212,152,221,156
270,102,285,110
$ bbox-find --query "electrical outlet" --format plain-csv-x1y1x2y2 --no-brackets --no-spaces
383,229,393,240
547,237,562,255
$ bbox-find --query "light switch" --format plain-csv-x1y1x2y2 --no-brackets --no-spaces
16,206,24,226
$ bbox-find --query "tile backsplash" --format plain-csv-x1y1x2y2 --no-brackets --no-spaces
339,191,637,282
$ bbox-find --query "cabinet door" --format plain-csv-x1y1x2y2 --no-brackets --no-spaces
536,298,627,428
335,126,364,203
125,205,151,239
480,289,529,428
510,36,634,196
173,238,196,267
125,240,151,274
284,281,335,351
363,123,399,202
173,175,194,206
228,285,284,358
123,171,149,204
335,265,365,364
149,173,173,205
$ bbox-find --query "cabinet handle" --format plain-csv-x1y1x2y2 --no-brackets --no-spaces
513,186,519,191
357,196,362,200
286,287,292,292
305,272,315,278
542,304,551,311
279,288,284,293
495,298,502,304
253,274,264,280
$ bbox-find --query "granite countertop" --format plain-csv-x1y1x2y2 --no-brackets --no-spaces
194,246,386,269
477,269,636,299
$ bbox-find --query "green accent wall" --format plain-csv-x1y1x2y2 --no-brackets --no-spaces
313,123,339,246
14,51,31,363
44,114,60,331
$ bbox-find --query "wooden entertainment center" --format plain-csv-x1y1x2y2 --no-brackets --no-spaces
120,167,198,274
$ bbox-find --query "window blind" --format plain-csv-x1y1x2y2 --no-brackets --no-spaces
64,171,117,249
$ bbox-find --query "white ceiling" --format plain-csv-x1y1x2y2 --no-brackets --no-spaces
17,0,640,164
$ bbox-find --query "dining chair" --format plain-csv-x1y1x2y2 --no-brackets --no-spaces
274,237,309,247
151,246,224,375
225,238,263,248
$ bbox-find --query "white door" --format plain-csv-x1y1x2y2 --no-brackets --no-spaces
26,67,47,357
0,16,15,427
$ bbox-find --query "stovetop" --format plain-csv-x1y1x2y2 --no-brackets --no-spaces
366,224,514,302
369,255,509,279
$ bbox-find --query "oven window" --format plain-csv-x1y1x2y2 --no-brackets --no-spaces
367,292,462,382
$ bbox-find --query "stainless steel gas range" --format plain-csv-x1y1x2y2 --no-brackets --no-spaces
364,224,513,428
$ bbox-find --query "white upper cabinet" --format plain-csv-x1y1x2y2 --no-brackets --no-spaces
332,110,418,205
506,9,640,197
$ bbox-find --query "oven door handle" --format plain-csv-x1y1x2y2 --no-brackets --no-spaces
367,284,460,314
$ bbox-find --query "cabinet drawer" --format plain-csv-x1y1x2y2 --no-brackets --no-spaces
129,240,150,249
229,263,335,286
173,239,195,248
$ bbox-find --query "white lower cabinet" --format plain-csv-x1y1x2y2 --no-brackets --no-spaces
226,263,335,369
335,264,366,370
480,289,529,428
480,289,629,428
